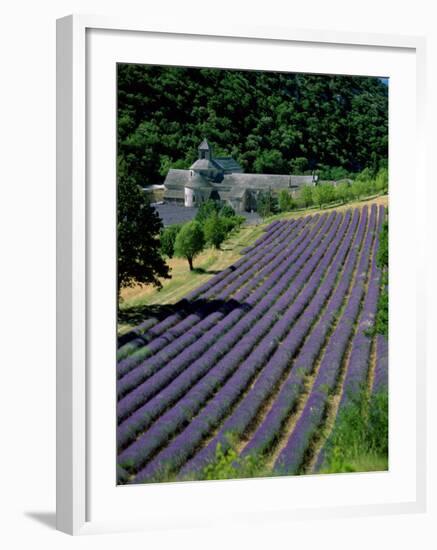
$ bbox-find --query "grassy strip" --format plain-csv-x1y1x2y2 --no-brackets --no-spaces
318,388,388,474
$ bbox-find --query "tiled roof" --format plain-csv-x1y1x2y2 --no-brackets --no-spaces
214,157,243,172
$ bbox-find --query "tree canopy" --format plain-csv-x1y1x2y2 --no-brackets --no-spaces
174,220,205,270
118,65,388,187
117,161,170,293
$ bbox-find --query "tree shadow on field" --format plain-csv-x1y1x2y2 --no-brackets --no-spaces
118,298,252,347
192,267,222,275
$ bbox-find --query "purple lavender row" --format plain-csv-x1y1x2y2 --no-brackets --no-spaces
125,221,303,355
311,206,385,473
241,220,289,255
177,210,359,478
117,213,338,463
185,219,299,300
117,219,299,359
116,218,307,370
183,219,301,302
263,220,281,232
121,212,342,475
117,214,332,431
273,204,378,475
140,211,354,482
117,218,301,354
116,219,314,400
338,205,385,406
241,220,291,253
372,334,388,393
240,207,367,460
264,219,282,232
116,216,327,412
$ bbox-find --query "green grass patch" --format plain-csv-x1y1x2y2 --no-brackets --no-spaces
319,389,388,474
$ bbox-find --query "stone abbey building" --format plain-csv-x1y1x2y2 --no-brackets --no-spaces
163,139,317,213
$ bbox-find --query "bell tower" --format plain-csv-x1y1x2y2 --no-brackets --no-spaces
198,138,213,161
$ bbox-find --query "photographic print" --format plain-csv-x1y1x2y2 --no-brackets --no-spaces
116,64,389,485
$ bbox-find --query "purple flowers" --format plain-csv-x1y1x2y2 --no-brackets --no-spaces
117,204,388,483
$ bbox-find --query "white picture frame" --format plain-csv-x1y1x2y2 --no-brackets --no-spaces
56,14,427,535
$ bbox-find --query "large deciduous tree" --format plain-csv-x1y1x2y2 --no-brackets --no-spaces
117,160,170,294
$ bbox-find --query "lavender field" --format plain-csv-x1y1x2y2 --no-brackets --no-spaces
116,204,388,484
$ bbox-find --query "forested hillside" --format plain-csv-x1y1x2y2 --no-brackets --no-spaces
117,64,388,187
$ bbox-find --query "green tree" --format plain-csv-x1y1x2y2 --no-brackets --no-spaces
278,189,295,212
195,199,221,223
256,189,277,218
253,149,286,174
313,183,336,208
335,181,351,204
204,213,227,249
299,185,314,207
375,167,388,193
221,215,245,234
174,220,205,270
219,203,236,218
290,157,308,174
160,224,181,258
350,179,367,200
117,161,170,294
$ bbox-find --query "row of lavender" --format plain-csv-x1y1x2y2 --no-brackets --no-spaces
116,215,318,404
117,212,337,463
116,216,310,365
117,205,388,482
117,218,291,352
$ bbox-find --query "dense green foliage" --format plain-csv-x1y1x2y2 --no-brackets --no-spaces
117,65,388,187
195,199,236,223
200,442,268,481
203,212,227,249
257,189,278,218
161,201,245,270
117,161,170,293
321,389,389,474
300,185,314,207
278,189,295,212
160,224,182,258
313,183,336,208
274,167,388,214
174,220,205,270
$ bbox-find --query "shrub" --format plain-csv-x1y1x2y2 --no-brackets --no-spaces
201,441,267,481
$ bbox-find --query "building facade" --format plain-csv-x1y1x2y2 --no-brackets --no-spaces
163,139,317,213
